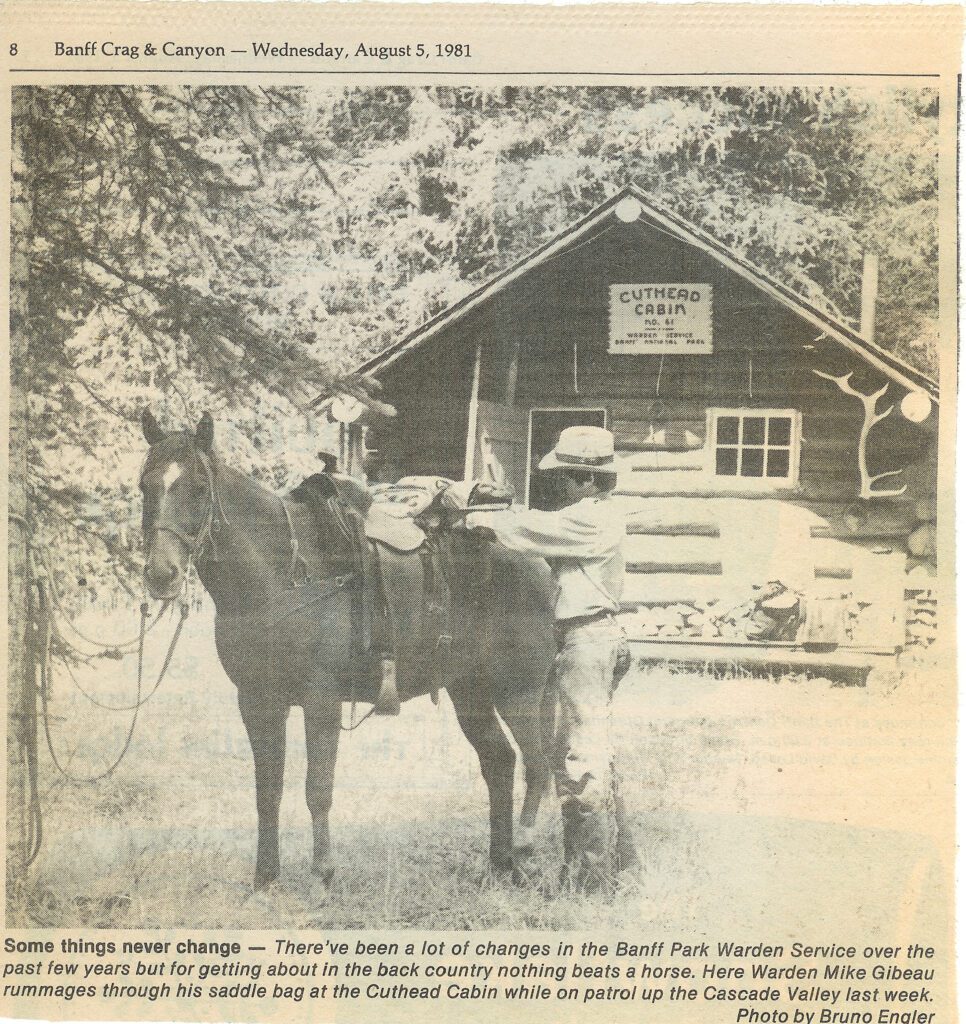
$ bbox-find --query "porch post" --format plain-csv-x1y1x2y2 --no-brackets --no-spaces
463,340,483,480
505,338,521,406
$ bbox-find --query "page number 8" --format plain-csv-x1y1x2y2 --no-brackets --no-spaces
9,43,17,56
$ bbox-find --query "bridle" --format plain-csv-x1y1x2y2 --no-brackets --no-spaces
142,449,229,580
142,447,309,592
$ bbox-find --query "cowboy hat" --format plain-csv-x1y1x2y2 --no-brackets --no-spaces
538,425,616,472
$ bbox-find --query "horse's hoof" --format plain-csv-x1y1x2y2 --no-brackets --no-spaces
512,825,536,860
617,845,641,876
253,868,281,892
477,858,514,886
510,860,541,888
312,856,335,884
253,873,281,892
307,875,332,909
244,881,282,912
558,861,617,897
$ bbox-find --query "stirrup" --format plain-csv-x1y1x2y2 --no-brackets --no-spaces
374,657,401,716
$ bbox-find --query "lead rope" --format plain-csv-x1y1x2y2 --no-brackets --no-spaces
14,519,186,866
23,561,43,868
37,582,141,787
35,548,168,654
38,584,190,784
58,598,187,713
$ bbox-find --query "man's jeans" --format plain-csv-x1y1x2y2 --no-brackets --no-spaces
553,615,632,883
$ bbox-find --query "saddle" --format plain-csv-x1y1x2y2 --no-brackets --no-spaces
362,476,454,553
289,474,473,716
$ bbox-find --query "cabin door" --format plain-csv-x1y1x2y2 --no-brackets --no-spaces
473,401,529,504
527,407,608,509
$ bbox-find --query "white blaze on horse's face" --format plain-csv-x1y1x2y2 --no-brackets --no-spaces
155,461,188,538
162,463,184,496
143,458,196,600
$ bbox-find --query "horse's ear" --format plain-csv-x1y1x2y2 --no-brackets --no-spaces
141,409,165,446
195,412,214,453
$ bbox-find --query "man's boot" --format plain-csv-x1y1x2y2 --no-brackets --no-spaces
560,788,616,894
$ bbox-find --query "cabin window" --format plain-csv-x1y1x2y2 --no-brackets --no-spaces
709,409,800,485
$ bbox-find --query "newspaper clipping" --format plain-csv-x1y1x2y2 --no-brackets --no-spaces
1,2,961,1022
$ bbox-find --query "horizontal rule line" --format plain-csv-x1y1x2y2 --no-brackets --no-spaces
8,69,944,78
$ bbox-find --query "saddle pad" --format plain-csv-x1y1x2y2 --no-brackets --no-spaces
363,505,425,552
370,476,452,519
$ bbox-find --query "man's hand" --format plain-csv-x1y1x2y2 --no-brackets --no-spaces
442,479,514,512
440,480,478,510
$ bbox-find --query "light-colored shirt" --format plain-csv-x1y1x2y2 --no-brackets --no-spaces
468,495,625,621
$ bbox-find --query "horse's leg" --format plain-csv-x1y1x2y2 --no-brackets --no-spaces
612,754,639,873
449,684,516,874
303,696,341,894
495,686,551,857
238,693,288,889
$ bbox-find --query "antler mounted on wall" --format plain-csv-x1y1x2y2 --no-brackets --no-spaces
812,370,907,499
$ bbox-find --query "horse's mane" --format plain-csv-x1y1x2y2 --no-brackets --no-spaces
329,474,373,515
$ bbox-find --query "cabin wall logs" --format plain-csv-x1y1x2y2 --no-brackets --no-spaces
364,215,938,656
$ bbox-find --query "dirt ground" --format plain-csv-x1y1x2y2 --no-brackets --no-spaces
14,602,954,950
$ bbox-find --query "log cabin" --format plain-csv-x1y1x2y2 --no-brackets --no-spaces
321,186,939,676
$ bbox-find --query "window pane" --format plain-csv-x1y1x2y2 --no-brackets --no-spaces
716,416,739,444
742,417,766,445
741,448,764,477
716,448,738,476
767,417,792,445
766,449,790,478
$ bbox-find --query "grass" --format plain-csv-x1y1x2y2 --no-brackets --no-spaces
9,601,952,936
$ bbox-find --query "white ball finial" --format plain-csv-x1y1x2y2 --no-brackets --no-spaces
614,197,643,223
331,395,365,423
900,390,932,423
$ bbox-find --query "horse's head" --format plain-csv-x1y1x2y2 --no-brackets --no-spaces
139,409,218,600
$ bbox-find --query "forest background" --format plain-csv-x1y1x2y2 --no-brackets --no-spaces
10,84,940,600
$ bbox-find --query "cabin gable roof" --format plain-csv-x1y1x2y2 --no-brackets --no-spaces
340,184,938,401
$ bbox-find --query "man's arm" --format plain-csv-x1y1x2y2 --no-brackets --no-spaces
466,506,610,560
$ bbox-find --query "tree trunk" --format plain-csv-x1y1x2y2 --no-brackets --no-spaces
8,88,35,889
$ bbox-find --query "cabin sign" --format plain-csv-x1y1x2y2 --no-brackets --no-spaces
609,283,713,354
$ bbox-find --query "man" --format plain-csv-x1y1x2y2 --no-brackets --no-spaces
461,425,635,889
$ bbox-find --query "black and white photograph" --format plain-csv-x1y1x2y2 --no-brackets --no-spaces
6,71,952,965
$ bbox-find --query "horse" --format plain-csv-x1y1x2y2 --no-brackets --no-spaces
138,410,557,894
